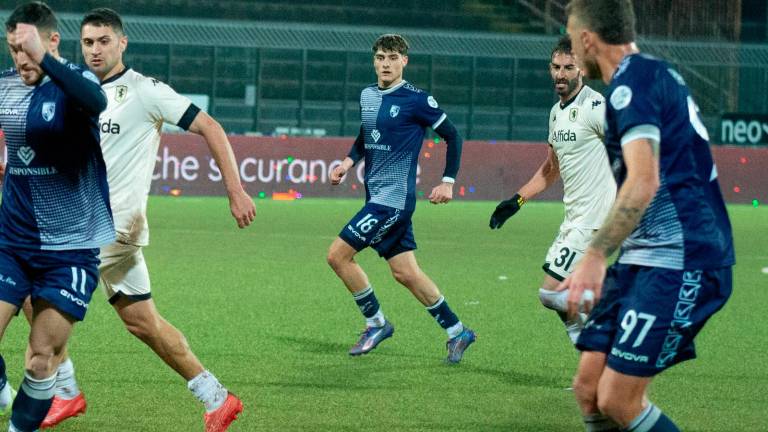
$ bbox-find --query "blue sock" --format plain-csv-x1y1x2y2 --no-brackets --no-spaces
353,286,385,327
0,354,7,389
624,403,680,432
426,296,463,338
10,373,56,432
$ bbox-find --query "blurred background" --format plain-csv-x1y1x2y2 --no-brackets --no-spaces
1,0,766,144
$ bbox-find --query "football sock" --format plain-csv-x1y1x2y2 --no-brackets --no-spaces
54,358,80,400
10,372,55,432
188,370,228,413
0,355,10,410
583,413,620,431
426,296,463,338
624,403,680,432
353,286,386,327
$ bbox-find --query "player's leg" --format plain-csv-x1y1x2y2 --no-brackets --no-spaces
386,250,475,363
329,205,394,355
0,302,20,416
571,351,621,431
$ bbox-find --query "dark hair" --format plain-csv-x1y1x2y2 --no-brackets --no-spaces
551,36,572,59
5,1,58,33
81,8,124,35
565,0,636,44
372,34,409,56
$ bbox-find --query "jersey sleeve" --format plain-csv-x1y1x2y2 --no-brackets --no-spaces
547,106,556,146
138,77,198,129
413,92,447,130
585,95,606,139
608,66,663,144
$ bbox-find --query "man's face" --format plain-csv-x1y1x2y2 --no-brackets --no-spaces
373,49,407,88
7,28,56,86
81,24,126,80
550,52,581,98
566,15,602,81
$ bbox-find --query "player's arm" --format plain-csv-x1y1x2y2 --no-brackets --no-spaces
560,133,660,317
11,24,106,115
489,146,560,229
330,125,364,185
428,118,463,204
188,111,256,228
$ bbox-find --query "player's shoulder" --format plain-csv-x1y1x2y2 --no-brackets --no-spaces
128,69,167,88
612,54,668,86
576,85,605,110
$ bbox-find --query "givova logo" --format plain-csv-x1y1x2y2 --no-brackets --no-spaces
720,114,768,145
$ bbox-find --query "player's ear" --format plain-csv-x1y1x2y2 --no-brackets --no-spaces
119,35,128,54
46,31,61,54
402,55,408,67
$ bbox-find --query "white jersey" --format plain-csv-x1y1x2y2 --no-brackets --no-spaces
99,68,198,246
548,85,616,230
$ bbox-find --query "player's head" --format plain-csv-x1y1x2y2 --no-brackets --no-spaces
372,34,409,89
565,0,636,80
80,8,127,81
549,36,582,100
5,1,61,86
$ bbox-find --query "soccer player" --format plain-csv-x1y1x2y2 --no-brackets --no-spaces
327,34,476,363
0,2,113,431
561,1,734,431
489,36,616,344
37,8,254,431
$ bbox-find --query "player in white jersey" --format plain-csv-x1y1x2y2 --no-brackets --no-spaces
34,8,254,431
489,36,616,343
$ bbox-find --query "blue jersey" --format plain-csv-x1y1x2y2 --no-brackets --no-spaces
359,81,446,212
604,54,734,270
0,56,114,251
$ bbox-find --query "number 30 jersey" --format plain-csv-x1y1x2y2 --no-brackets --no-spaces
604,54,734,270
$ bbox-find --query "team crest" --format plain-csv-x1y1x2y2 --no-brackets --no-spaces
427,96,439,108
18,146,35,166
569,108,578,122
371,129,381,142
115,85,128,103
41,102,55,122
390,105,400,118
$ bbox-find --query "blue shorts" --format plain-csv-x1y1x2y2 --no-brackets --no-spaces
0,246,100,321
339,203,417,260
576,263,732,377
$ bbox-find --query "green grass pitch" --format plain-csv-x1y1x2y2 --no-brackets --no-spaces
1,197,765,431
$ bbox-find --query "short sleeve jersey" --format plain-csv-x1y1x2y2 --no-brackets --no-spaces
604,54,734,270
548,85,616,229
0,64,114,251
98,68,197,246
359,81,446,212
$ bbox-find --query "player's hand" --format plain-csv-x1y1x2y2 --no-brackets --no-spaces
330,165,347,185
556,249,606,319
10,23,46,64
489,193,525,229
228,188,256,228
429,182,453,204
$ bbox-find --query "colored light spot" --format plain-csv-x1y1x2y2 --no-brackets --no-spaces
352,184,358,190
733,186,741,193
740,157,748,164
754,199,760,208
287,156,294,163
258,191,266,198
459,186,466,196
296,193,303,199
424,152,431,158
170,188,181,197
433,138,440,144
427,142,435,149
162,185,171,193
280,134,287,140
489,140,497,144
469,186,476,193
418,191,425,198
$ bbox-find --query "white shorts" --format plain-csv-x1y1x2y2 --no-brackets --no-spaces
99,241,151,303
543,226,596,281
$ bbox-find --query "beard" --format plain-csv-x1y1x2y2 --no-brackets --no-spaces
554,74,581,97
581,57,602,81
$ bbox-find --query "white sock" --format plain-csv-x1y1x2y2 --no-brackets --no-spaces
446,322,464,339
55,358,80,400
0,380,12,409
188,371,228,412
366,310,386,328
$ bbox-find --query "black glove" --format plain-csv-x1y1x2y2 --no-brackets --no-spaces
489,193,525,229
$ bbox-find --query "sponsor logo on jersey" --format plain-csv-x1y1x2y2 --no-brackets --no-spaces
42,101,56,122
371,129,381,142
611,347,649,363
551,129,577,143
115,85,128,103
59,289,89,309
100,119,121,134
427,96,439,108
0,108,20,116
569,107,578,122
610,85,632,110
390,105,400,118
7,166,58,175
18,146,35,165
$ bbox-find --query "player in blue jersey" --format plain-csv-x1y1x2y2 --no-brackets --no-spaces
326,34,475,363
0,2,112,431
560,1,735,431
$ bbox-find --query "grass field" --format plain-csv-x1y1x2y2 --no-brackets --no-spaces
1,197,765,431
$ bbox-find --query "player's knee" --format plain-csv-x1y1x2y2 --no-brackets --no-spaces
596,392,624,424
572,373,598,410
391,267,420,287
